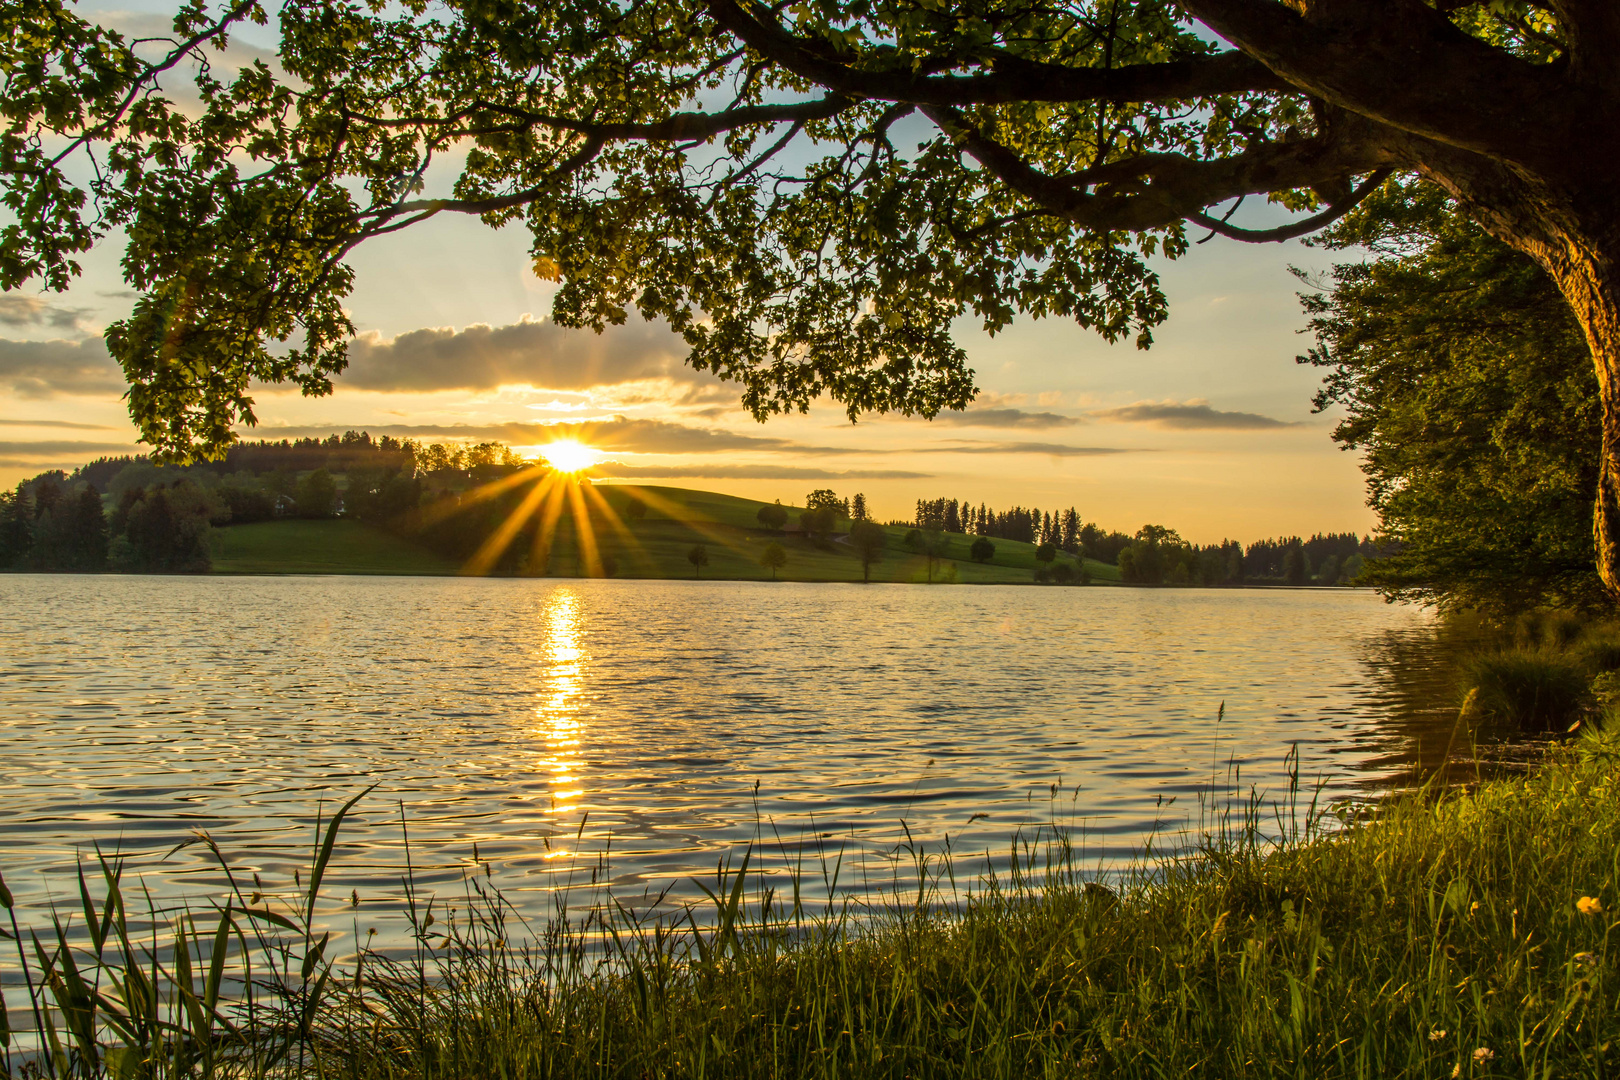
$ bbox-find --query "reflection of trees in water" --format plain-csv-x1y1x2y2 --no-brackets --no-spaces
1351,615,1552,788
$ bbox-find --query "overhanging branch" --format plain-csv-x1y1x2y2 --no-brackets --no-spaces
708,0,1290,105
923,104,1392,234
1187,167,1393,243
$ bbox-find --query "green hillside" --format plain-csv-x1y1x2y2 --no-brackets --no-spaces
210,520,459,575
209,484,1117,584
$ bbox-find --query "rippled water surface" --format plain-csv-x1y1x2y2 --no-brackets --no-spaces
2,575,1464,926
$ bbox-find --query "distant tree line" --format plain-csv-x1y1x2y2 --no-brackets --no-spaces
0,433,539,574
1,473,226,572
910,496,1376,587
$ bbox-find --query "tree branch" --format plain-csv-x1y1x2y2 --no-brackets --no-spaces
922,104,1391,234
1180,0,1591,175
708,0,1290,105
1186,167,1393,243
1546,1,1620,88
348,135,606,238
47,0,260,169
347,94,855,143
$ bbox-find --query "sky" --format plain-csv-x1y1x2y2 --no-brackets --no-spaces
0,7,1376,545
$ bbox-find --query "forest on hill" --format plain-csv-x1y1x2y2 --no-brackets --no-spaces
0,434,1370,586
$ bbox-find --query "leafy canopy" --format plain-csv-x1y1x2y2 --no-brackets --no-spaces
1300,184,1601,616
1,0,1576,458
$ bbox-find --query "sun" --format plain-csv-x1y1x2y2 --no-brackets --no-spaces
541,439,599,473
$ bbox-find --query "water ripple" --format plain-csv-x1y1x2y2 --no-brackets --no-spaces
0,576,1465,926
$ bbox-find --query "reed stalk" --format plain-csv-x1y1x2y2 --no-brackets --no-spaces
4,743,1620,1079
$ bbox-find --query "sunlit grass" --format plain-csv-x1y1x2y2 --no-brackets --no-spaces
8,739,1620,1079
442,467,756,579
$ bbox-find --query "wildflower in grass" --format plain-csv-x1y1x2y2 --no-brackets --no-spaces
1451,1065,1461,1078
1574,951,1597,965
1578,896,1604,915
1474,1047,1495,1063
1429,1029,1448,1041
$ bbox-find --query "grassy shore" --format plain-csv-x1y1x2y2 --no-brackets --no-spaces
8,735,1620,1079
208,485,1123,583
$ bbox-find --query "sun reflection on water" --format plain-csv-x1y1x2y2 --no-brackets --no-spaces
535,588,588,833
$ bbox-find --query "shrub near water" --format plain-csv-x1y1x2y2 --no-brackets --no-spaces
7,748,1620,1079
1460,649,1592,731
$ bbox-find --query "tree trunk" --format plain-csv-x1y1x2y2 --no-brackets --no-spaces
1561,265,1620,604
1518,227,1620,605
1430,158,1620,605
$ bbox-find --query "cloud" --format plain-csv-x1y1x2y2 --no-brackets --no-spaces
0,418,118,430
0,337,125,398
931,408,1082,430
0,440,139,467
933,441,1134,456
338,317,710,393
0,297,92,332
1090,399,1299,430
595,464,931,480
245,417,873,456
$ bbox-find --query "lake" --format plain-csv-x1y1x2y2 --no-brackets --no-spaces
1,576,1476,939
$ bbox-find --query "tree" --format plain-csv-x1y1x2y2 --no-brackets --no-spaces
1226,545,1246,586
850,494,869,522
919,530,949,583
623,493,649,523
1035,541,1058,566
799,505,838,543
297,469,338,519
1316,553,1342,587
760,541,787,580
0,484,32,568
1119,525,1177,584
849,519,886,582
1282,545,1309,587
1060,509,1081,554
25,3,1620,596
805,490,844,515
120,482,220,571
1302,199,1602,614
756,502,789,532
970,537,996,564
687,544,710,578
30,486,108,571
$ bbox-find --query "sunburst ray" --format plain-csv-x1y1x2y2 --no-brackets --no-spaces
618,485,751,554
564,481,603,577
462,470,562,575
415,464,550,528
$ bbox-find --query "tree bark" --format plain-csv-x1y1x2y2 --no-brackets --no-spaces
1544,242,1620,604
1438,167,1620,602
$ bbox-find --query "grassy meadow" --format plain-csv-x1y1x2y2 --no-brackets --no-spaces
8,734,1620,1079
210,519,460,575
209,483,1121,584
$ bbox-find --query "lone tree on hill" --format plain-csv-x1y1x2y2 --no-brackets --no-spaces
756,502,789,532
970,537,996,564
687,543,710,579
18,2,1620,595
849,519,887,582
759,541,787,579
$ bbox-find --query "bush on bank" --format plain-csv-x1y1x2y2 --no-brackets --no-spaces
6,740,1620,1080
